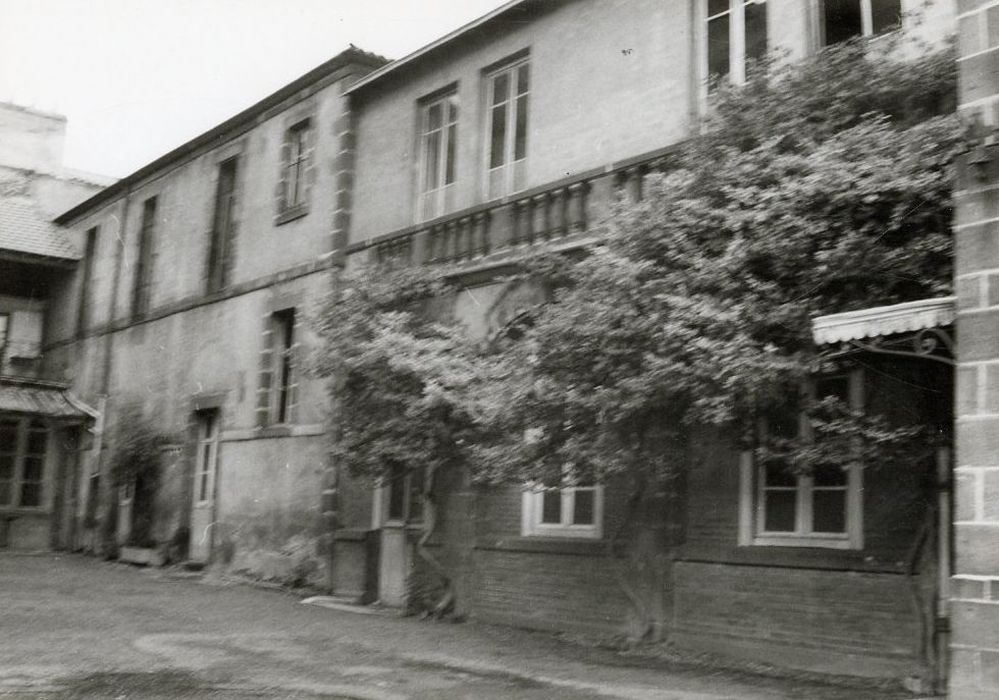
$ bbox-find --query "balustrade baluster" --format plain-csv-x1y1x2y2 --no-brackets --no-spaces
532,193,549,243
567,182,588,233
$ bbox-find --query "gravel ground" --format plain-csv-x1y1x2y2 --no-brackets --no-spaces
0,553,931,699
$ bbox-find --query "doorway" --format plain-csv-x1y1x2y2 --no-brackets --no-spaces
189,410,219,563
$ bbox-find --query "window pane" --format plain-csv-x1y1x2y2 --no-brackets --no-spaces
813,464,848,487
764,490,796,531
447,96,458,124
490,105,507,168
813,490,847,533
27,430,46,455
514,95,528,161
573,489,594,525
492,73,509,106
22,456,43,482
0,482,10,506
871,0,901,34
516,64,530,95
387,471,405,521
0,421,16,452
424,131,441,191
541,490,561,524
0,455,14,480
815,375,850,403
744,1,768,62
445,124,457,185
427,103,442,132
708,0,729,16
823,0,862,45
765,462,797,487
20,482,41,507
707,14,730,78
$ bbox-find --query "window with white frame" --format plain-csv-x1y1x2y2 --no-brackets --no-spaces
522,468,603,539
706,0,768,86
418,92,459,222
373,464,424,527
0,417,49,509
739,371,864,549
485,57,529,199
821,0,901,46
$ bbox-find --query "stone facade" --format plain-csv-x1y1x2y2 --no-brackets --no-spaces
952,1,999,698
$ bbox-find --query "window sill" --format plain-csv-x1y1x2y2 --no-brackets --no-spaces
676,544,903,573
751,534,854,550
256,425,292,438
0,507,49,517
275,204,309,226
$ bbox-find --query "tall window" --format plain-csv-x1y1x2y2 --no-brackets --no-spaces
486,58,529,199
77,226,98,336
418,93,459,222
706,0,768,85
281,119,312,214
132,197,157,317
0,417,48,509
821,0,901,46
271,308,295,425
208,157,238,293
741,371,863,549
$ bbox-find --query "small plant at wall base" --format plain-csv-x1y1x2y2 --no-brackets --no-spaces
107,414,171,550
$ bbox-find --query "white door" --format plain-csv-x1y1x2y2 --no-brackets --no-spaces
189,411,219,563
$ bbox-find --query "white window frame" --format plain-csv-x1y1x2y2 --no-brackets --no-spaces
703,0,769,88
194,411,219,506
484,57,530,200
521,481,603,540
818,0,903,46
738,369,864,550
372,467,424,528
417,92,459,222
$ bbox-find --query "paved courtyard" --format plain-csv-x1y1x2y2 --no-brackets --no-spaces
0,554,923,699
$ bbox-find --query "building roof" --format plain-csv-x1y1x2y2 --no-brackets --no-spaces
345,0,535,95
54,46,387,226
0,195,79,261
0,377,97,420
812,297,956,345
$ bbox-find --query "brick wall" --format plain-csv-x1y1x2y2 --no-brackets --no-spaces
674,562,921,678
952,1,999,697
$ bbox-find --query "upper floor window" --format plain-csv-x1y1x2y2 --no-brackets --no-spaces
740,371,864,549
271,308,296,425
207,157,238,293
522,465,603,540
418,93,459,222
77,226,98,337
706,0,768,86
277,119,313,221
132,197,157,318
821,0,901,46
486,58,529,199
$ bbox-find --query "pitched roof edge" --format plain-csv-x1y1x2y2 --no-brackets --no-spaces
55,45,388,225
345,0,533,95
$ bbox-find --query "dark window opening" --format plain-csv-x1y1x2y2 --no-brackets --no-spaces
208,158,238,293
132,197,157,317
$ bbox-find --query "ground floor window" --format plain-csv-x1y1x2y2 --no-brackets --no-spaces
739,370,864,549
0,416,49,509
521,477,603,539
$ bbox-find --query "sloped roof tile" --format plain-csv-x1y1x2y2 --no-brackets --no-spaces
0,196,79,260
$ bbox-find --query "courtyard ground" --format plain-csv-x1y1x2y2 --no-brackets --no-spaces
0,553,931,699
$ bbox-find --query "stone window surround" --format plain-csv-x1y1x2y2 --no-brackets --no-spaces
275,102,318,225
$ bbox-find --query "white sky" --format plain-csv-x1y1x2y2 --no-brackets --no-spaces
0,0,504,178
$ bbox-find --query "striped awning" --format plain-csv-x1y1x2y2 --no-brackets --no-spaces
812,297,956,346
0,378,97,420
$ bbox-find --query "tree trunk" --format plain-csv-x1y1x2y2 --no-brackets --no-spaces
416,463,456,618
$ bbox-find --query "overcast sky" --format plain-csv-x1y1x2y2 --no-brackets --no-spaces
0,0,504,178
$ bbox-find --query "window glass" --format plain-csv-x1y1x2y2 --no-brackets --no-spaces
573,489,594,525
824,0,863,45
707,12,731,79
870,0,902,35
764,491,797,532
744,1,768,62
490,104,507,169
541,490,562,524
813,491,847,533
